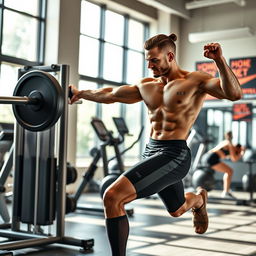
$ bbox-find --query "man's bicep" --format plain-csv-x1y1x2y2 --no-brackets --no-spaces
112,85,142,103
201,77,226,99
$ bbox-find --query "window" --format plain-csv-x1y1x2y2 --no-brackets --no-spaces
231,121,239,145
124,102,144,163
206,108,251,150
128,19,144,51
78,0,149,164
0,63,20,97
0,0,46,123
101,85,122,133
239,121,247,146
2,10,39,60
126,50,144,84
103,43,123,82
80,1,101,38
105,10,124,45
4,0,40,16
76,81,98,161
79,36,99,77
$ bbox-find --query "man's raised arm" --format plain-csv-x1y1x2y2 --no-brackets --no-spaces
202,43,242,101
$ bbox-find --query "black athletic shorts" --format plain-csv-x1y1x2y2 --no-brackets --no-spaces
201,152,220,167
123,138,191,212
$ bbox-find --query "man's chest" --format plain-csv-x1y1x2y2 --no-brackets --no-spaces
140,81,197,111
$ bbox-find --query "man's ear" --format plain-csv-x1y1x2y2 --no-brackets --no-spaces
167,52,174,62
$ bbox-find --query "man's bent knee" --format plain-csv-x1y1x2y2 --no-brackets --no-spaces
103,188,119,208
103,187,128,208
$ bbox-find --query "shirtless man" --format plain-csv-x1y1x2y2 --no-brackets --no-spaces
70,33,242,256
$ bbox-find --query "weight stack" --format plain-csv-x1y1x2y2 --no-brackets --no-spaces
19,128,56,225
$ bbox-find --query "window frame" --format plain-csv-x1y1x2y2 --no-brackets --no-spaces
0,0,46,66
77,0,149,161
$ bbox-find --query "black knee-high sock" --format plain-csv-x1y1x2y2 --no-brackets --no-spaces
106,215,129,256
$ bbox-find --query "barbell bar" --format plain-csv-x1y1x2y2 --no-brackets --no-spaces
0,96,38,105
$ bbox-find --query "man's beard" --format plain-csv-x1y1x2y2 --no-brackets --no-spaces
153,67,170,78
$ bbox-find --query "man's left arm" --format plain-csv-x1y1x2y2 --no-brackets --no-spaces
202,43,243,101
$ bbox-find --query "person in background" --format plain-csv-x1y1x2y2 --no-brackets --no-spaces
202,131,245,198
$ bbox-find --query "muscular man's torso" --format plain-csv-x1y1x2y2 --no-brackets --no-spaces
137,72,207,140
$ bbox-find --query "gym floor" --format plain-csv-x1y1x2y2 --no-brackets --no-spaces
1,190,256,256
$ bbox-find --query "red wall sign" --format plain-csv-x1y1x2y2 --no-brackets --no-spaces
230,57,256,100
232,103,253,122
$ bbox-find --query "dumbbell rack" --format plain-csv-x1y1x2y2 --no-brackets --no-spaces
0,65,94,254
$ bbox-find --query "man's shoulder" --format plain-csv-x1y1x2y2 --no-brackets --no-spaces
185,71,215,88
137,77,160,88
140,77,158,83
187,71,213,79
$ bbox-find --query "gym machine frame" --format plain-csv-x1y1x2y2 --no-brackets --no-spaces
0,64,94,254
0,130,14,228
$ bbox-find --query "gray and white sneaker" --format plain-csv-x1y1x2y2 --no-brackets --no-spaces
221,191,237,199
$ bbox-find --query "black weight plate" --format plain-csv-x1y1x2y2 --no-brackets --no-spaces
12,71,64,131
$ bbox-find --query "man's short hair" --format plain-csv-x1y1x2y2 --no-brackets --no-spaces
144,33,177,53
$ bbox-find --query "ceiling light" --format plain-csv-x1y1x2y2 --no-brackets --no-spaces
188,27,253,43
186,0,246,10
137,0,190,19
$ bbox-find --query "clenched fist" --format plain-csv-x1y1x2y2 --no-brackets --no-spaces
204,43,223,60
69,85,82,104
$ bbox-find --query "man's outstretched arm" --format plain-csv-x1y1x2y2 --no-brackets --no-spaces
69,84,142,104
201,43,243,101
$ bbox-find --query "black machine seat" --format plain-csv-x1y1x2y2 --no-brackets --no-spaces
0,130,14,141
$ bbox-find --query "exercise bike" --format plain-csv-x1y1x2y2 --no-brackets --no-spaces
67,117,144,216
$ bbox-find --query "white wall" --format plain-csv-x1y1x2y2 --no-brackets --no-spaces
155,11,180,61
157,10,171,33
179,1,256,72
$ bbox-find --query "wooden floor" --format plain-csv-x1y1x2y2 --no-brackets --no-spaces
0,190,256,256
